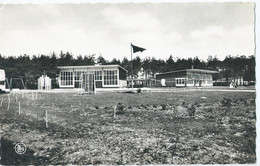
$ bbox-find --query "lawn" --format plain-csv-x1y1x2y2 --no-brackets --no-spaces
0,90,256,165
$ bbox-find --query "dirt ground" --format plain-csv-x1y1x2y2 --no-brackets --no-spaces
0,89,256,165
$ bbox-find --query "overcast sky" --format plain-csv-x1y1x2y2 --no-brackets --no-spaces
0,2,255,61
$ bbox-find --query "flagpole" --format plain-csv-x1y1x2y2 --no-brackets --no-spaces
131,44,133,89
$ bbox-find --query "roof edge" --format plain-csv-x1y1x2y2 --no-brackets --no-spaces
57,64,128,72
156,69,219,76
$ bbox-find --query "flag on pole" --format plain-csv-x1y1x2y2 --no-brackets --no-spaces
131,43,146,53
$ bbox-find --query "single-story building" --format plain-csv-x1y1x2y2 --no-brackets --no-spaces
57,64,127,88
156,69,219,87
0,69,6,90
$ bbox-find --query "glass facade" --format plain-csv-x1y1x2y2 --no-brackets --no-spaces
104,70,118,85
60,71,73,86
95,71,102,81
59,68,121,87
186,73,213,86
74,71,82,81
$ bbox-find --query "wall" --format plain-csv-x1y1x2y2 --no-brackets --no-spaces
59,66,127,88
156,70,215,87
119,68,127,80
156,71,186,87
0,70,6,90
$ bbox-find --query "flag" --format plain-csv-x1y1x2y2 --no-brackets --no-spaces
131,43,146,53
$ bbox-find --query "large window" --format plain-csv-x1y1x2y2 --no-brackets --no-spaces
194,74,200,79
187,80,193,84
74,71,82,81
60,71,73,86
207,74,212,79
74,71,82,88
187,73,194,79
95,71,102,81
201,74,207,79
104,70,118,85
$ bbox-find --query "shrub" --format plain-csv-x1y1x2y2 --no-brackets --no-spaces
95,106,99,109
104,106,110,110
116,102,126,115
188,104,196,117
221,97,232,108
250,99,255,104
141,104,147,109
137,88,141,93
161,104,167,110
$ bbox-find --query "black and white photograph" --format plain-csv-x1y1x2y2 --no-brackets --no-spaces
0,0,258,165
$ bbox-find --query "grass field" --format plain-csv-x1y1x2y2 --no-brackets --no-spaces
0,89,256,164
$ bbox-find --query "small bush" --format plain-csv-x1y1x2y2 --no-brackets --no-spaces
243,99,248,105
137,88,141,93
141,104,147,109
153,104,157,108
95,106,99,109
188,104,196,117
221,97,232,107
161,104,167,110
116,102,126,115
250,99,255,104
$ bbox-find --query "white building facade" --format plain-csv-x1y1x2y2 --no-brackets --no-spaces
0,69,6,90
57,65,127,88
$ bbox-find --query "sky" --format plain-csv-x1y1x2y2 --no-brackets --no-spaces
0,2,255,61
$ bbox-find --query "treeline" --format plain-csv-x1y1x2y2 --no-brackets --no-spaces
0,51,255,89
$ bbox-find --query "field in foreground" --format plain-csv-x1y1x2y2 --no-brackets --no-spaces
0,90,256,164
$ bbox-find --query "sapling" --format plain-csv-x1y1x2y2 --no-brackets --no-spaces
46,110,48,128
19,101,20,115
7,98,10,110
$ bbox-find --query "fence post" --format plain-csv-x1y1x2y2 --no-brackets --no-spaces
46,110,48,128
114,105,116,119
19,101,20,115
7,98,10,110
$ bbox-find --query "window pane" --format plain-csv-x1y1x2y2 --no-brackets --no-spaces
103,70,118,85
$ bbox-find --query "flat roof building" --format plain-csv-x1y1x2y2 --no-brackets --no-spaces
156,69,219,87
57,65,128,89
0,69,5,90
